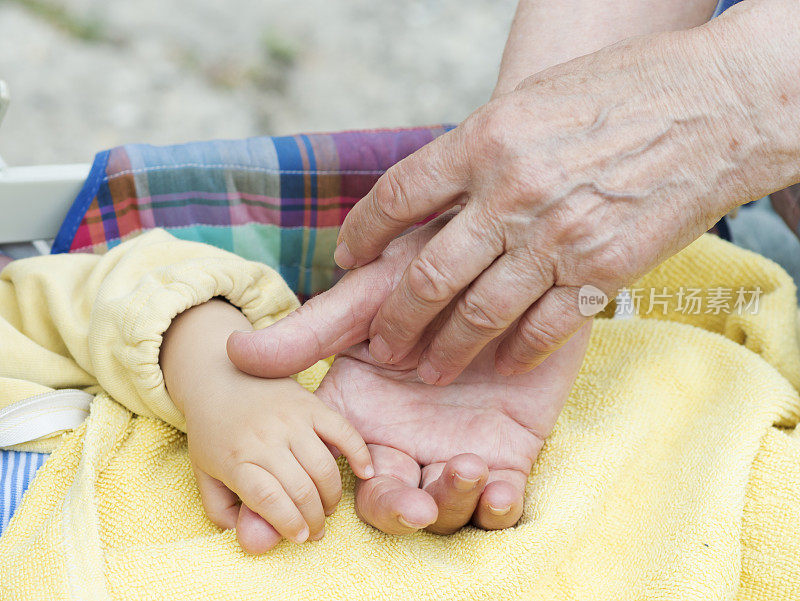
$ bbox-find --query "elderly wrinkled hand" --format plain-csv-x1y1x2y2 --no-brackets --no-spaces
227,215,589,541
332,0,800,385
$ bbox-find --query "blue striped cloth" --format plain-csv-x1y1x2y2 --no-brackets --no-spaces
0,0,746,537
0,451,49,533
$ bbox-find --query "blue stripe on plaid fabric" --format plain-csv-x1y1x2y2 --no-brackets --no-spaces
0,450,49,535
50,127,455,301
52,149,111,255
300,135,319,298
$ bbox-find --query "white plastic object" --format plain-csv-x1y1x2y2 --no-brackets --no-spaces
0,389,93,448
0,80,92,244
0,163,91,243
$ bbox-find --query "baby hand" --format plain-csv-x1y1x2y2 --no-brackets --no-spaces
185,375,373,545
161,299,373,548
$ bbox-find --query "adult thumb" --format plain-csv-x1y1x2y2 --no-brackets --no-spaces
227,271,387,378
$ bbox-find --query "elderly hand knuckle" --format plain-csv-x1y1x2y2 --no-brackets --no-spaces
459,294,506,333
360,481,385,513
517,318,561,355
596,242,636,281
378,309,414,344
378,167,413,223
478,101,517,157
408,255,453,303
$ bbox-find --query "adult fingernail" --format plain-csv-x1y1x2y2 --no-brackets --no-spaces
453,474,480,491
369,335,393,364
487,504,511,516
417,362,441,385
334,242,356,269
294,526,310,543
398,516,424,530
364,465,375,479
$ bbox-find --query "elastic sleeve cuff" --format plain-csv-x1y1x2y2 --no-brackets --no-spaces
88,232,326,431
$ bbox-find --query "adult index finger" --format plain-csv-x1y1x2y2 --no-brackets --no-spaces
335,127,470,269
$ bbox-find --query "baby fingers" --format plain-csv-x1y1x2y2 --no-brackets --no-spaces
194,467,240,530
266,449,330,541
228,460,316,544
291,436,346,518
314,410,374,480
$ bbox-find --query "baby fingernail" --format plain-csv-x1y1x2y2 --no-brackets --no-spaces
334,242,356,269
487,504,511,516
294,527,310,543
310,529,325,541
417,362,441,385
364,465,375,479
453,474,480,491
369,335,393,364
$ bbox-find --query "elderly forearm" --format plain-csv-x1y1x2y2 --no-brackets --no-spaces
494,0,718,96
699,0,800,203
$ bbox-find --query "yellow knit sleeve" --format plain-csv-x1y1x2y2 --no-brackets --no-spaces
0,251,101,394
1,229,329,431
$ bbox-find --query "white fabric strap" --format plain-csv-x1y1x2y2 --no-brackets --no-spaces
0,389,93,448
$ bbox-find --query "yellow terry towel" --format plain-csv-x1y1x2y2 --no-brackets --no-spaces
1,230,799,600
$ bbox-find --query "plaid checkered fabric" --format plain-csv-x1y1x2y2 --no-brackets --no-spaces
52,126,453,300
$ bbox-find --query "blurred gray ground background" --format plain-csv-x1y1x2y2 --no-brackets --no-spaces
0,0,515,165
3,0,800,293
